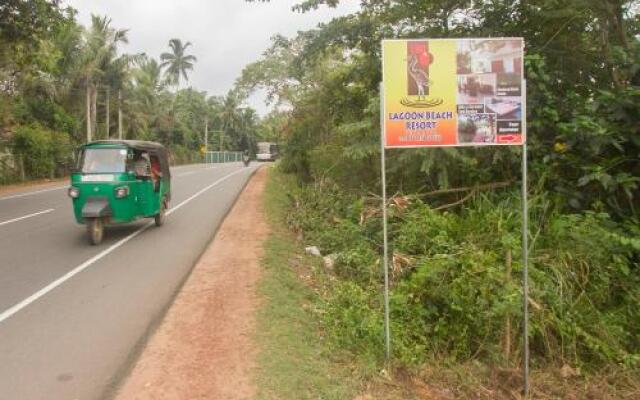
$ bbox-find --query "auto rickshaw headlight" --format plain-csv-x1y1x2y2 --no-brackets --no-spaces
114,186,129,198
68,187,80,199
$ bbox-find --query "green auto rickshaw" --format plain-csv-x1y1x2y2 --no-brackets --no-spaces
68,140,171,245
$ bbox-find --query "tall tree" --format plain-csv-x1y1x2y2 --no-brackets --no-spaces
160,38,197,89
78,14,128,142
218,92,242,150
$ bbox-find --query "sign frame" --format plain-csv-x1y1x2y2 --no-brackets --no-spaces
381,37,526,149
379,37,530,397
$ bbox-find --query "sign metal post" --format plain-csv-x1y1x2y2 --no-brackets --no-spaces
379,38,529,396
521,82,529,397
379,83,391,361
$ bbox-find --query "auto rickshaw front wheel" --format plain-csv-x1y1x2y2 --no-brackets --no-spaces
87,217,104,245
154,200,167,227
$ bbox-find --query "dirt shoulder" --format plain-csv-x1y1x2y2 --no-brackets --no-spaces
115,166,269,400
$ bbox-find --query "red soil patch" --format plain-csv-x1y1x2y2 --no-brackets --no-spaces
116,166,269,400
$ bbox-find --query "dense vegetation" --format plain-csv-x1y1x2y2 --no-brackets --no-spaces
0,0,260,183
239,0,640,392
2,0,638,394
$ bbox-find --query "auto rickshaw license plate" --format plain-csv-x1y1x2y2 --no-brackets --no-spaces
81,175,115,182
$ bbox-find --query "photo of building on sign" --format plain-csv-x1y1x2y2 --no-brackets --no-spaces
456,39,523,145
457,73,496,104
457,39,522,75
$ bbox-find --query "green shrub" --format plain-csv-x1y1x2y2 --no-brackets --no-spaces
391,247,520,365
530,212,640,368
289,180,640,371
322,281,384,363
169,144,199,165
393,204,458,256
11,124,72,179
334,244,379,284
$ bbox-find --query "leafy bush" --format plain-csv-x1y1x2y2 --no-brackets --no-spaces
334,244,379,284
322,281,384,363
391,247,519,365
11,124,72,179
394,205,459,256
13,97,78,134
530,212,640,368
287,180,640,370
169,144,200,165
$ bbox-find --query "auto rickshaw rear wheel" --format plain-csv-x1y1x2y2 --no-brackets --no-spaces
155,200,167,227
87,217,104,245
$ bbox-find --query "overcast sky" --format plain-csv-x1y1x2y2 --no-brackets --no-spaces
62,0,360,115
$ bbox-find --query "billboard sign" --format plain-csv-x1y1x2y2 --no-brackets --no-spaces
382,38,525,148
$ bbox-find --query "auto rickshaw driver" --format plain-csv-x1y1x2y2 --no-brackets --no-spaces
133,152,163,191
150,155,162,191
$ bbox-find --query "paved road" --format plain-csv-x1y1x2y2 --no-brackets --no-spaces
0,163,259,400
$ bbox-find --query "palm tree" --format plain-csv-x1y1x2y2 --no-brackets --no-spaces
136,57,165,97
160,39,197,89
120,56,169,140
78,15,128,142
133,57,167,116
105,53,142,139
218,92,241,150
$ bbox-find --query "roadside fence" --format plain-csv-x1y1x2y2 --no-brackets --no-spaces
204,151,243,164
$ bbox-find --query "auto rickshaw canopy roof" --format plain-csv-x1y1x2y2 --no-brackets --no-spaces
82,140,171,178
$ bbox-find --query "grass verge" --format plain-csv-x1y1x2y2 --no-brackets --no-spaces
256,168,413,399
254,167,358,400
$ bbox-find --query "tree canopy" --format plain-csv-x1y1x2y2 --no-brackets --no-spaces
0,3,258,182
238,0,640,219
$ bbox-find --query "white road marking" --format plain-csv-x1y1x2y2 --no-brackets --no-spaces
0,209,55,227
0,167,255,324
0,164,236,200
0,186,66,201
167,167,252,216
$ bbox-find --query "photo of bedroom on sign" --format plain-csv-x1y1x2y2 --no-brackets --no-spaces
456,38,524,145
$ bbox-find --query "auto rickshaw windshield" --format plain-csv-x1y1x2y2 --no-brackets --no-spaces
81,148,128,173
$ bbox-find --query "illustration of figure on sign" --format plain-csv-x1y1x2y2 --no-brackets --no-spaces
401,41,442,108
408,53,429,98
406,41,432,98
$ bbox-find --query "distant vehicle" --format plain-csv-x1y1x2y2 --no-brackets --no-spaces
256,142,278,161
68,140,171,245
242,149,251,167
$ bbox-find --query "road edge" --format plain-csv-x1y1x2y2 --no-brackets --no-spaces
101,165,260,400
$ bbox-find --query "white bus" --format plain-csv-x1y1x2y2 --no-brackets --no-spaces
256,142,278,161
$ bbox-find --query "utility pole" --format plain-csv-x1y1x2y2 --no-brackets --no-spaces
106,87,110,139
204,116,208,152
118,90,123,140
86,81,91,143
